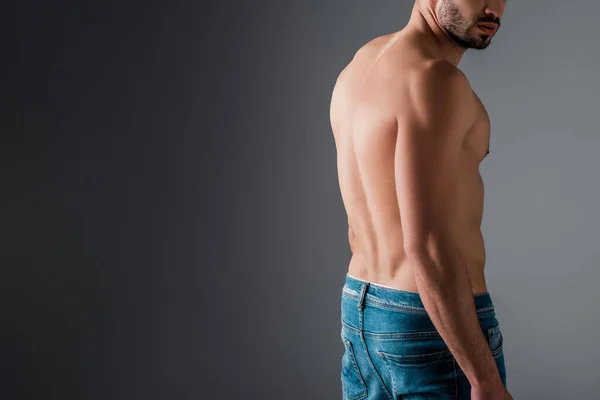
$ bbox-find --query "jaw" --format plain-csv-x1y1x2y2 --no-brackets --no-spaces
465,28,494,49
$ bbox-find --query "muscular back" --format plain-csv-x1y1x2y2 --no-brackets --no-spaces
330,32,491,294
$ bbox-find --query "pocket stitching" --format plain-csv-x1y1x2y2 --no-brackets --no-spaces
342,338,368,400
377,348,455,397
487,325,504,358
377,348,453,364
379,353,399,396
364,330,442,340
489,324,501,335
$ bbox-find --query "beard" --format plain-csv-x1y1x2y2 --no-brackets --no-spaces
438,0,499,50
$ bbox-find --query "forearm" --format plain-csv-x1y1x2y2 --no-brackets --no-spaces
406,245,502,388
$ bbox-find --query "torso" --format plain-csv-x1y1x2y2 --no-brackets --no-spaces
330,32,491,295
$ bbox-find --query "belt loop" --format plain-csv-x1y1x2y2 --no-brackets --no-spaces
357,282,369,310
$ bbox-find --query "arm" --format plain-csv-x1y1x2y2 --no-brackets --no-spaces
394,62,503,389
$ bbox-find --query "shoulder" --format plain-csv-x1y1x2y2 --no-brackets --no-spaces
413,59,473,106
400,59,477,128
330,65,350,132
355,33,396,59
330,35,392,129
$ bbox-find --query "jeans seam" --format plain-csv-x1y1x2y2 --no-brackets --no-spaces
342,338,368,400
452,357,458,400
359,333,394,400
379,355,398,397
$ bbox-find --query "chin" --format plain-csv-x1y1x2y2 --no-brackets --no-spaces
469,35,492,50
473,42,491,50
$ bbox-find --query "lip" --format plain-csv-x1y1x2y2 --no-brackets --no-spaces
477,23,498,34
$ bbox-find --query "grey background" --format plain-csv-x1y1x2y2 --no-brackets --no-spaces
1,0,599,399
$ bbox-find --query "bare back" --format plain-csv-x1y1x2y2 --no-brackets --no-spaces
330,32,491,294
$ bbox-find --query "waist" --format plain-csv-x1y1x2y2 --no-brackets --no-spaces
343,272,495,317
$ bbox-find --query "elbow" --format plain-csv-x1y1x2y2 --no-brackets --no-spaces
403,242,444,287
402,237,448,271
403,240,430,261
403,243,434,274
403,230,453,262
403,236,460,282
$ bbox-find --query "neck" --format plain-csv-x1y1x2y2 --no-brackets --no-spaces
405,2,467,67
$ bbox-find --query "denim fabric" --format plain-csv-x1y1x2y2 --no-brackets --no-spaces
340,273,506,399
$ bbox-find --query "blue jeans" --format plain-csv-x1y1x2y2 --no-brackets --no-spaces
340,273,506,399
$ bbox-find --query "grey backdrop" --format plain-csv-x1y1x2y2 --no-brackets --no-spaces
2,1,599,399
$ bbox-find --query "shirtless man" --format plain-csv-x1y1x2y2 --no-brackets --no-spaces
331,1,513,399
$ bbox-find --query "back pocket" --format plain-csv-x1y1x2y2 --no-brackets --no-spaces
487,323,504,357
487,322,507,386
341,336,368,400
376,334,455,398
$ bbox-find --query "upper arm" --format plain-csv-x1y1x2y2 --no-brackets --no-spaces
394,63,476,253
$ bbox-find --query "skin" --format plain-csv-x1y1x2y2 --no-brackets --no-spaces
330,1,512,399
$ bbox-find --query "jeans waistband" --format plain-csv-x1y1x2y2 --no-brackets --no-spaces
343,273,495,317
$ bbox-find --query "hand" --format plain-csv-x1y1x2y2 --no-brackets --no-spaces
471,385,513,400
